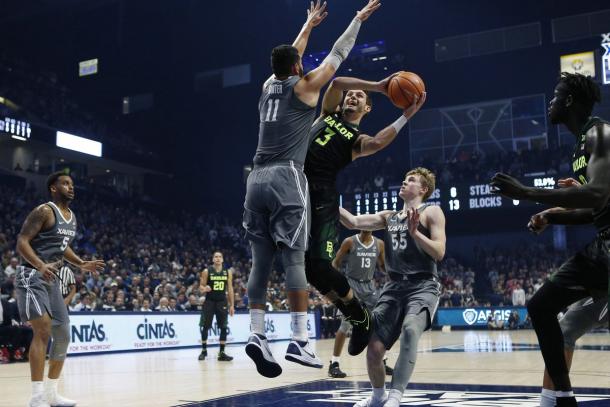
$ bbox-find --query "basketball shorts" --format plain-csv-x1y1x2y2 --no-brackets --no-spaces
15,266,69,326
550,234,609,299
200,299,228,330
243,161,310,251
372,276,440,350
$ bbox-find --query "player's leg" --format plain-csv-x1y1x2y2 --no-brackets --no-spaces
352,333,388,407
385,280,438,407
45,279,75,406
540,296,607,406
243,166,281,377
306,193,371,356
216,300,233,361
199,299,214,360
527,270,586,405
282,244,323,369
15,267,53,407
329,316,349,378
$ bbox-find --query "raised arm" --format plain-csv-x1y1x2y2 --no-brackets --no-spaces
339,207,391,231
407,206,446,261
321,75,390,115
353,92,427,159
263,0,328,89
331,237,354,270
295,0,381,106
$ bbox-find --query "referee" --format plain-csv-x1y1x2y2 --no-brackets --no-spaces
58,264,77,308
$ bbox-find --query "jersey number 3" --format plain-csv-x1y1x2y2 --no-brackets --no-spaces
315,127,336,146
392,232,408,250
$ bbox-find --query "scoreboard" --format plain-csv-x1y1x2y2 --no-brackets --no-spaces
343,176,558,215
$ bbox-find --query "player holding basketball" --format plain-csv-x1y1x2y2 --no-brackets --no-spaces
340,168,445,407
491,72,610,407
305,74,426,357
15,172,105,407
243,0,381,378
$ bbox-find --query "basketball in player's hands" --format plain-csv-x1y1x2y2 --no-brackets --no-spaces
387,71,425,109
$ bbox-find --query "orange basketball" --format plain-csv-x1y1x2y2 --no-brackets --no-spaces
387,71,425,109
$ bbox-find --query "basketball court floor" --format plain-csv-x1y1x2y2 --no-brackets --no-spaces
1,330,608,406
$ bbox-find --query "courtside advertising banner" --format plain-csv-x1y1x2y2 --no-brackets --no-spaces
68,312,317,355
436,307,528,327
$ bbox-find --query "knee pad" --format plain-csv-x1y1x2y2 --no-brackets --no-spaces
281,247,307,291
219,327,228,342
49,323,70,361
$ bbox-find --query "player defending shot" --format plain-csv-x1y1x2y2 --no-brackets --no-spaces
339,168,446,407
305,75,426,356
328,230,393,378
198,251,234,362
242,0,381,378
15,172,105,407
491,72,610,407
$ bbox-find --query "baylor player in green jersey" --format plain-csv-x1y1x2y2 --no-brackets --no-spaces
304,76,426,356
199,251,234,362
491,72,610,407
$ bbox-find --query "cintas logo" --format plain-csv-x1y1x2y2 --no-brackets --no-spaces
71,320,106,343
137,318,176,340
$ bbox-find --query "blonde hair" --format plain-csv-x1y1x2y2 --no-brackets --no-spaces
406,167,436,200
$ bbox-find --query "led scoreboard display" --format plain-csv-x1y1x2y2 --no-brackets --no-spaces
345,176,557,215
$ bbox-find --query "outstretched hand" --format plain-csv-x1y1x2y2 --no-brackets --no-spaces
489,172,530,200
305,0,328,28
403,92,427,120
355,0,381,22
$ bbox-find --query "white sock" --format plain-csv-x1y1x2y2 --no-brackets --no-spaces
372,385,386,401
32,381,44,397
45,378,59,394
540,388,556,407
250,309,265,336
388,389,402,402
331,356,340,364
291,312,308,342
556,390,575,398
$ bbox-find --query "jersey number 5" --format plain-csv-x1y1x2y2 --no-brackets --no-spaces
60,236,70,251
264,99,280,122
392,232,407,250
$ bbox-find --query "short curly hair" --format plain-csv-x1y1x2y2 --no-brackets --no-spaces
558,72,601,116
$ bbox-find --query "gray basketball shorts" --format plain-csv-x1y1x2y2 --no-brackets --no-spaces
243,161,310,251
560,296,608,349
372,278,440,350
15,266,69,326
339,279,379,333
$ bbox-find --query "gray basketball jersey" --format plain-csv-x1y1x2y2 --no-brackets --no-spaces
383,204,437,277
253,76,316,166
345,235,379,281
28,202,77,266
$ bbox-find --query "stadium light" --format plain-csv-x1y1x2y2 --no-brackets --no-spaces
56,131,102,157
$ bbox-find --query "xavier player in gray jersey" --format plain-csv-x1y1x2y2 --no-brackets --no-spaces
243,0,381,378
491,73,610,407
15,172,105,407
328,231,393,378
340,168,446,407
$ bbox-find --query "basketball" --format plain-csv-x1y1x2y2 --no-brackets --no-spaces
387,71,425,109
